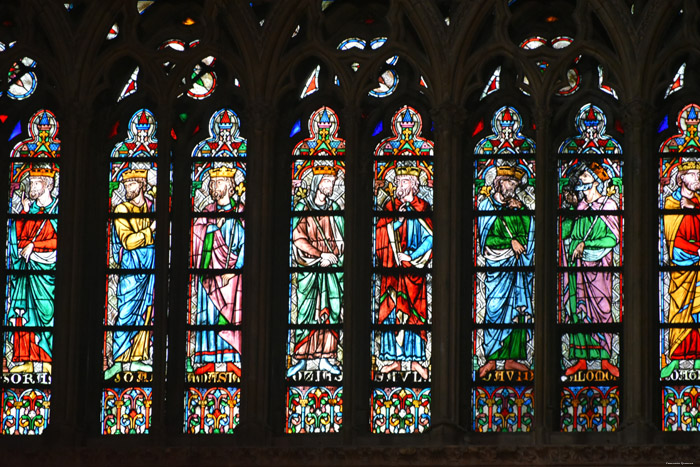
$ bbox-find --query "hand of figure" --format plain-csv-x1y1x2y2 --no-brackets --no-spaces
397,252,412,264
217,217,225,228
511,239,525,257
507,197,523,209
222,273,236,286
572,241,585,260
20,242,34,262
150,220,156,232
21,192,31,212
681,197,696,209
320,252,338,267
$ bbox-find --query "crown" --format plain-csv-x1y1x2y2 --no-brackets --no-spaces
396,166,421,177
501,108,515,127
134,111,151,130
496,166,526,180
317,109,333,129
586,161,610,181
679,161,700,172
121,169,148,181
218,110,234,129
399,110,414,128
312,165,338,176
29,166,56,178
583,106,600,127
209,166,237,178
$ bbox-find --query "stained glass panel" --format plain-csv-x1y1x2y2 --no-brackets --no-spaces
472,386,533,432
472,106,535,431
2,110,60,435
663,386,700,431
1,388,50,435
372,106,433,433
103,110,158,433
186,109,246,433
657,106,700,429
287,107,345,432
371,387,430,434
561,386,619,431
185,387,240,434
101,387,152,435
558,104,622,431
287,386,342,433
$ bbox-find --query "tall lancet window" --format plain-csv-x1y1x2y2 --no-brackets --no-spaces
2,110,60,435
286,107,345,433
472,106,536,432
185,109,246,434
558,103,622,432
659,103,700,431
371,106,433,434
102,109,158,435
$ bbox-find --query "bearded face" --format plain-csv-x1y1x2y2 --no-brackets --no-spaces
495,176,518,200
209,177,233,202
395,175,418,201
124,180,144,201
680,170,700,192
28,179,45,200
317,176,336,198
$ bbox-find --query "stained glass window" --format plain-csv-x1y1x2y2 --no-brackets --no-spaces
185,109,246,434
286,107,345,433
558,103,622,432
659,103,700,431
371,106,433,434
2,110,59,435
472,106,535,432
102,109,159,435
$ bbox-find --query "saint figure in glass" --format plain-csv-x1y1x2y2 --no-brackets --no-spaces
190,166,244,375
105,168,156,380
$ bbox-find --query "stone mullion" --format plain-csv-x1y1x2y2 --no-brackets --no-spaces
620,99,655,442
240,100,277,443
341,104,363,441
428,102,467,442
533,103,555,441
151,106,173,442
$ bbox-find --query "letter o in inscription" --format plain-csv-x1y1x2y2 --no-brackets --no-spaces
123,372,134,383
586,371,594,382
10,374,22,384
670,370,680,381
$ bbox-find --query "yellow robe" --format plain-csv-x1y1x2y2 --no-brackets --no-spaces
664,194,700,359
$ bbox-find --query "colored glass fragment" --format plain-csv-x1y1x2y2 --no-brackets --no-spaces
9,121,21,141
137,1,155,14
117,67,139,102
665,63,686,99
300,65,320,99
107,23,119,40
598,66,618,99
480,66,500,100
8,57,38,100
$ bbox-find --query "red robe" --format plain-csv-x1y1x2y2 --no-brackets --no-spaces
375,196,432,332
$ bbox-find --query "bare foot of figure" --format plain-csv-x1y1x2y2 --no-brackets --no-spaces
411,361,429,380
478,360,496,378
504,360,528,372
381,361,401,373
